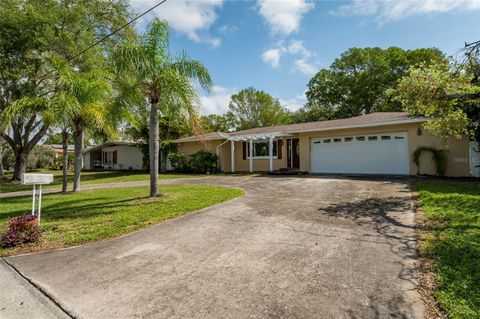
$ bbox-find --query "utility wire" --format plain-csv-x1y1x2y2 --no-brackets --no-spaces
40,0,168,81
66,0,168,65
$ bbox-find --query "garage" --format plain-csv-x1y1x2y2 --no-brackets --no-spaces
310,132,409,175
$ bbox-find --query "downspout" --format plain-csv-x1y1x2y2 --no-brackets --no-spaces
216,139,229,172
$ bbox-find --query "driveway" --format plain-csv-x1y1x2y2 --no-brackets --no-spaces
4,176,424,318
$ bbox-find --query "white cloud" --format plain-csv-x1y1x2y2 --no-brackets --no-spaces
257,0,315,35
261,49,282,68
199,86,236,115
279,92,307,111
261,39,318,74
293,58,316,76
332,0,480,24
131,0,223,47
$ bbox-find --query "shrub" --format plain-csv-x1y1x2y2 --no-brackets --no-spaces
189,150,219,173
168,150,219,173
168,152,190,171
1,214,41,248
27,146,56,170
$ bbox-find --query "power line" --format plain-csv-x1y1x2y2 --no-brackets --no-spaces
66,0,168,65
40,0,168,82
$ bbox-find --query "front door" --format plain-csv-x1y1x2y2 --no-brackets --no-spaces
287,138,300,169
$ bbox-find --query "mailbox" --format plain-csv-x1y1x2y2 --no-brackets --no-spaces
21,173,54,185
21,173,54,225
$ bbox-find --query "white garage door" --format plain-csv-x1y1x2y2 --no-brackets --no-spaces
310,132,409,175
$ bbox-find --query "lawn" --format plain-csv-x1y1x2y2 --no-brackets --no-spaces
0,170,207,193
0,184,244,256
416,180,480,319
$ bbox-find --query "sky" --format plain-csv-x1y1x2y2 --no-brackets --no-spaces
131,0,480,115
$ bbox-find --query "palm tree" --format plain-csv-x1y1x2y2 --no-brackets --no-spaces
112,19,212,197
56,67,113,192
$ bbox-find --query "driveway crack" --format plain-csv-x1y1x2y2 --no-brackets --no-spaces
2,258,75,319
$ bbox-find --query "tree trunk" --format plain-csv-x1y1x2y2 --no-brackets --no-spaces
0,134,4,177
72,129,83,192
149,101,160,197
62,131,69,193
13,152,27,181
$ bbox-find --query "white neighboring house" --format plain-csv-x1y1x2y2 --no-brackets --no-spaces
83,141,144,170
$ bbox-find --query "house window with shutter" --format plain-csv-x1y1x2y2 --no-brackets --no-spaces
245,140,279,159
104,151,116,165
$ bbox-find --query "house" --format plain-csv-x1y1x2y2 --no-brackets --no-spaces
83,141,144,170
43,144,75,159
173,112,477,177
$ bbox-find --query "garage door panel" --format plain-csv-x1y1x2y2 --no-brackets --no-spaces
310,133,409,175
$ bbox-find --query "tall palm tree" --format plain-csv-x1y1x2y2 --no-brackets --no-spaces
112,19,212,197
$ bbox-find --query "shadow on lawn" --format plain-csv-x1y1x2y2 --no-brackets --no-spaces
0,196,148,222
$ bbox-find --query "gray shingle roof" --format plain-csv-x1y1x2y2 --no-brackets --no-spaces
173,112,424,142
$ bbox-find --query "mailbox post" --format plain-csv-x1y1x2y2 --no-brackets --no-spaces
21,173,54,225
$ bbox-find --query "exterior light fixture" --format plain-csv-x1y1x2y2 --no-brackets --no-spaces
417,127,422,136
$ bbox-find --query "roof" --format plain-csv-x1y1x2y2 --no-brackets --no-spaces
173,112,426,143
172,132,230,143
43,144,75,152
83,141,140,153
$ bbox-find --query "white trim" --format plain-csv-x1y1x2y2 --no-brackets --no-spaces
246,139,279,160
249,140,253,173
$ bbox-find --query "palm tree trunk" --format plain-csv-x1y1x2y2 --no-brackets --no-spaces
149,101,160,197
61,131,68,193
0,134,4,178
73,128,83,192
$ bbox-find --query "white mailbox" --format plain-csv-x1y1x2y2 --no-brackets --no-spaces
21,173,54,185
21,173,54,225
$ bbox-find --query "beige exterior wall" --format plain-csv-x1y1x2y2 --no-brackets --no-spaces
177,123,471,176
298,123,470,176
177,139,288,172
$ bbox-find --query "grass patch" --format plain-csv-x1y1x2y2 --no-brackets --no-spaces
0,170,207,193
0,184,244,256
416,180,480,319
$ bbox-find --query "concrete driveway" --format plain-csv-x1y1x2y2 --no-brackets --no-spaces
4,176,424,318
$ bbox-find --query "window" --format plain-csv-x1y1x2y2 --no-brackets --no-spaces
333,138,341,143
344,137,353,142
323,139,331,143
103,150,117,165
368,136,378,141
356,136,365,141
394,136,405,140
247,140,278,159
381,136,391,140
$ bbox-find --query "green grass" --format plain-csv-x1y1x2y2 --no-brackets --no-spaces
0,184,244,256
417,180,480,319
0,170,207,193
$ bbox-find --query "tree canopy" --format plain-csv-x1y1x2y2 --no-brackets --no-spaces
226,87,291,130
0,0,132,180
296,47,447,122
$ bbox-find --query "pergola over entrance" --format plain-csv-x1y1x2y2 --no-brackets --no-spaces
227,132,294,173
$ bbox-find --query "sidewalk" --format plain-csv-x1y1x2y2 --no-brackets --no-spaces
0,259,71,319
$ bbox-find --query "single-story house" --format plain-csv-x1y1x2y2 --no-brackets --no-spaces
173,112,480,177
83,141,144,170
43,144,75,159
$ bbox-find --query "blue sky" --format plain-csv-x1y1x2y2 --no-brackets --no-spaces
132,0,480,115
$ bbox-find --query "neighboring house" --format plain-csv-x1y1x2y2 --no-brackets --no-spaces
43,144,75,159
173,112,476,177
83,141,144,170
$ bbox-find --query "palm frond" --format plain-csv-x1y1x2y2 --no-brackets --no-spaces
171,51,213,94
